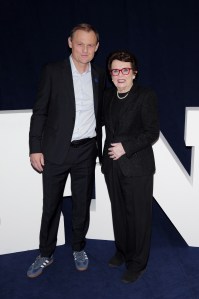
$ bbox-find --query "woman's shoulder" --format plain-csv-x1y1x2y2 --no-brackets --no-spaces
136,83,156,96
104,87,115,97
102,87,115,107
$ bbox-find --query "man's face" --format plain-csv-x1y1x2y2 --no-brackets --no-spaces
68,30,99,66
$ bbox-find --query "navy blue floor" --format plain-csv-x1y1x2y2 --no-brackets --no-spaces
1,200,199,299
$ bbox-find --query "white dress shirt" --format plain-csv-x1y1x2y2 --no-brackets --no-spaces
70,55,96,141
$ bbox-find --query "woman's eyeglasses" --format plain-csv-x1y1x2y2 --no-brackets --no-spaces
110,68,132,76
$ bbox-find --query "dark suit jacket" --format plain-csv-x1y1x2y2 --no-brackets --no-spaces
102,83,159,177
29,59,106,164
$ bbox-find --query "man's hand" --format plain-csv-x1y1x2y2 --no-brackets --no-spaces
108,143,126,160
30,153,44,172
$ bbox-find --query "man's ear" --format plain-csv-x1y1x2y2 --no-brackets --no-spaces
95,42,99,52
68,37,72,49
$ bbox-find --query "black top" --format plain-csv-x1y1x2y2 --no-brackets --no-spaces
102,83,159,176
112,94,124,130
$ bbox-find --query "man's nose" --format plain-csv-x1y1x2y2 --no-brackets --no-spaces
82,45,88,52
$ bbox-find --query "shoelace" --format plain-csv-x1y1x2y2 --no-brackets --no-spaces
73,251,88,262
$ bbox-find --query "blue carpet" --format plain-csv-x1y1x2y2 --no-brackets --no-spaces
1,200,199,299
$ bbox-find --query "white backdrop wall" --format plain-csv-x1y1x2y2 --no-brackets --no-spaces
0,111,65,255
0,108,199,255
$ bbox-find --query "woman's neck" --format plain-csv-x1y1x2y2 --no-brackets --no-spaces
117,83,133,93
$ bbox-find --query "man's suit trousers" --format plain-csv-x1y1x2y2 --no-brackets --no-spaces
39,138,97,257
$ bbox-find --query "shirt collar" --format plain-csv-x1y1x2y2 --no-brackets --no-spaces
69,55,91,75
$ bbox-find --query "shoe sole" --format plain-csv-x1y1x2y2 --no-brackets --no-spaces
76,267,88,271
108,262,124,268
75,264,88,271
27,259,54,278
121,269,146,283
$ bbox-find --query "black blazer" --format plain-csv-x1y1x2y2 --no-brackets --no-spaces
102,83,159,177
29,59,106,164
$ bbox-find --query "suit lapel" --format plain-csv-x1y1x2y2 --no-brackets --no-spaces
61,59,76,110
107,90,115,134
91,65,100,117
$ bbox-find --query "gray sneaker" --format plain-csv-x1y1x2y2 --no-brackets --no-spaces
73,250,88,271
27,255,53,278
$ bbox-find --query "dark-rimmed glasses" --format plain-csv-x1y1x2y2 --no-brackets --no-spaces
110,68,132,76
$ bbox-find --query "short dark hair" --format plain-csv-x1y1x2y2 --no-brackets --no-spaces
70,23,99,43
108,50,138,74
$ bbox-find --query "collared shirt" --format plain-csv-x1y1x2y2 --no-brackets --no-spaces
70,55,96,141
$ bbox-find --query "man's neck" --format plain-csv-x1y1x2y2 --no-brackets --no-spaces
71,56,89,74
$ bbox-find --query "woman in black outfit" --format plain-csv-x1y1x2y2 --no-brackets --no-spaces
102,50,159,283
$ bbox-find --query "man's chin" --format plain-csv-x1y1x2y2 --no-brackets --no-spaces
80,59,91,64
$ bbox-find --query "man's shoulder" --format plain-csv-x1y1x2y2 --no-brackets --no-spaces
134,81,154,92
42,59,69,72
91,63,106,75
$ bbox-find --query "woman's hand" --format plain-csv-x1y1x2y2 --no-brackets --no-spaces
108,143,126,160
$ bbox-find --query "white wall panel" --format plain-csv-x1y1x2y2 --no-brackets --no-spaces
1,108,199,254
0,111,65,254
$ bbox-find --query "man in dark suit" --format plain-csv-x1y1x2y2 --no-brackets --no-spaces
27,23,106,278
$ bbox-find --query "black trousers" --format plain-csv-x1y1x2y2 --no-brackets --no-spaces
39,139,97,257
104,161,153,272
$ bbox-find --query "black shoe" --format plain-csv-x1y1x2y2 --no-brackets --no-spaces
121,269,145,283
108,252,124,267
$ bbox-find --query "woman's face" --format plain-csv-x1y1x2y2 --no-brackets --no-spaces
110,59,136,92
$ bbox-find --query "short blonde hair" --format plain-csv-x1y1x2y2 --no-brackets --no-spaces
70,23,99,43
